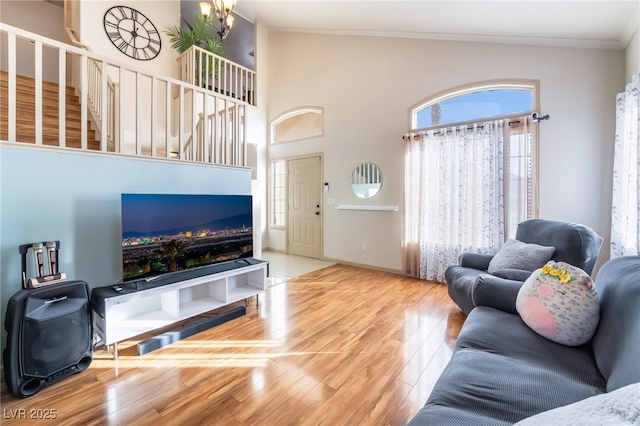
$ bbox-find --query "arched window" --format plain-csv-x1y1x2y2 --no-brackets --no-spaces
403,81,541,282
270,107,323,144
411,82,536,131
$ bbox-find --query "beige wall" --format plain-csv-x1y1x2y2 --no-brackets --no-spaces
0,1,65,82
626,28,639,81
0,1,64,39
267,33,624,273
77,0,179,79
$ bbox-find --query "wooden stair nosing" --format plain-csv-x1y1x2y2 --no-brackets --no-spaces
0,90,81,105
1,95,83,112
0,72,76,95
0,107,85,124
0,81,77,97
0,125,96,139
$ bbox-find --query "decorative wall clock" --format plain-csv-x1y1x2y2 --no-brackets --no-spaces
103,6,161,61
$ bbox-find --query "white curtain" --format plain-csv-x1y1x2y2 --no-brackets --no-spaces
403,121,506,282
504,117,536,237
611,73,640,257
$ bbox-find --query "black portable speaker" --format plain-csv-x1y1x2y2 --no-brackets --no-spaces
3,280,93,398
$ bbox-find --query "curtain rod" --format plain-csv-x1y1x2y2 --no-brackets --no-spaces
532,112,550,123
403,120,517,139
403,112,549,140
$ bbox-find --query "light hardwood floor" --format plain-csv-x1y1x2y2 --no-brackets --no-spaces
1,264,465,425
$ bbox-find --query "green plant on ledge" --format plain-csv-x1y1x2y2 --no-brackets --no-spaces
164,12,223,88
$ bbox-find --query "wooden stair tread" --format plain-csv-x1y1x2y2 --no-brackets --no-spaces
0,106,84,121
1,95,83,112
0,81,76,97
0,71,76,95
0,81,78,98
1,125,86,137
0,125,89,137
1,72,99,147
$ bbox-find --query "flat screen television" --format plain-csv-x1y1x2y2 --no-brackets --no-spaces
121,193,253,282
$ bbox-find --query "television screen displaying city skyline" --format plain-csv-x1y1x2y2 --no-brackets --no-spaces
121,193,253,281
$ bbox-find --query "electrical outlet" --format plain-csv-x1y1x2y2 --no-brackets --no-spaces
361,243,367,252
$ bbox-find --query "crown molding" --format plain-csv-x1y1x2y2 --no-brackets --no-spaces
269,27,626,50
620,8,639,48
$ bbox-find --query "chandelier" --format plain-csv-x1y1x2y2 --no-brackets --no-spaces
200,0,237,40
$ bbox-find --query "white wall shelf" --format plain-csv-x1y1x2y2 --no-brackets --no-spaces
92,260,268,357
336,205,399,211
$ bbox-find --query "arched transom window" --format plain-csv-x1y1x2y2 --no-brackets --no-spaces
411,82,536,131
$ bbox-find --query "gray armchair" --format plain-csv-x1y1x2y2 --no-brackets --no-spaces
445,219,604,315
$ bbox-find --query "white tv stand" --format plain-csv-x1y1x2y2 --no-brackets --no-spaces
92,259,267,358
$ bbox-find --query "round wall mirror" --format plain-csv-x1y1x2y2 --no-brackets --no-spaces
351,162,382,199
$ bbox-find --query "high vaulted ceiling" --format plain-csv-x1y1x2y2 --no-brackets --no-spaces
229,0,639,49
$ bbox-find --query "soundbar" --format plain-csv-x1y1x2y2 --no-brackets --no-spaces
137,306,246,355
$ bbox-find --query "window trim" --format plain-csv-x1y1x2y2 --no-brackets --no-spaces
410,80,539,132
270,158,287,229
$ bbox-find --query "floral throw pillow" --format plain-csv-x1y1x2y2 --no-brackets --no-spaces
516,261,599,346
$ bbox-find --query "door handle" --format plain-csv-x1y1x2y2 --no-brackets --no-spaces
315,212,320,215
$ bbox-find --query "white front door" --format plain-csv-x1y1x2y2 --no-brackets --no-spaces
287,156,322,259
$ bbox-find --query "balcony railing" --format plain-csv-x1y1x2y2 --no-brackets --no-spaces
64,26,117,150
177,45,256,107
0,23,250,167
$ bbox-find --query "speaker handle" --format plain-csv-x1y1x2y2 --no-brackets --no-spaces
45,241,57,275
18,241,61,289
44,296,68,305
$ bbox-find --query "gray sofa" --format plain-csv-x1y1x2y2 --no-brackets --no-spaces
409,255,640,425
446,219,604,315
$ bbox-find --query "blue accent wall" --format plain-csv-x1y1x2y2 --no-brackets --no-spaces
0,145,251,347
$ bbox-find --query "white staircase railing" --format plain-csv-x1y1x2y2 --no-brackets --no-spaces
178,45,256,107
65,27,117,150
191,100,247,164
87,58,117,149
0,23,250,166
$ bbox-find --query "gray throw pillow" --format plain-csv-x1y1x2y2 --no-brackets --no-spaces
491,268,533,281
487,239,555,274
